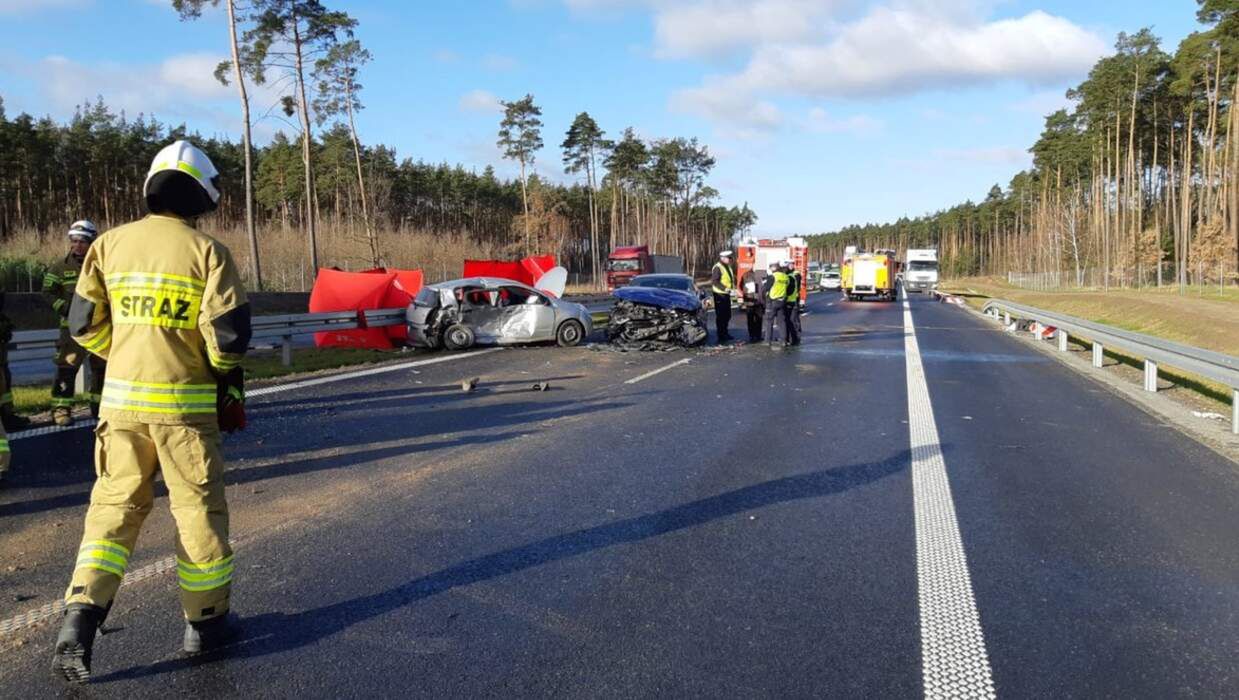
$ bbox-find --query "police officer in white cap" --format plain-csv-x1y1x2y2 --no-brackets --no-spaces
711,250,736,344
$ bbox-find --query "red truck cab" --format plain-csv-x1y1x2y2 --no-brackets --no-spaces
606,245,649,290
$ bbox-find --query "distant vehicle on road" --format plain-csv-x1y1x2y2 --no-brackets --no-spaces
627,273,708,327
843,251,898,302
606,246,684,290
904,248,939,293
822,270,842,290
406,277,592,350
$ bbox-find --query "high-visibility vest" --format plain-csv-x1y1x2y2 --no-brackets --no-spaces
786,272,801,303
768,271,789,301
712,262,734,294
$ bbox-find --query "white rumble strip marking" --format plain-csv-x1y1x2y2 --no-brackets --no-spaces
903,292,997,699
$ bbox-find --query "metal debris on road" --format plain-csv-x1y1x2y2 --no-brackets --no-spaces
461,377,479,393
531,382,550,392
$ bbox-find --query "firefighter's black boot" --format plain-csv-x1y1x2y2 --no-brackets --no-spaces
183,614,241,655
51,603,105,684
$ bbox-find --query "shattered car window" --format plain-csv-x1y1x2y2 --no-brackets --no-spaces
414,287,439,306
497,286,545,307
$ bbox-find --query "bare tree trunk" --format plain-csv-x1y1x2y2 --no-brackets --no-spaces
226,0,262,289
292,14,319,273
344,84,378,268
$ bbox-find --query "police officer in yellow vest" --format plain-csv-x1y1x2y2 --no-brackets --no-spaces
711,250,736,344
45,221,108,426
763,261,790,348
783,262,801,346
52,140,252,683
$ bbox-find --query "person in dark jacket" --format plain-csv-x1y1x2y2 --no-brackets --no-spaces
740,268,765,343
762,262,787,348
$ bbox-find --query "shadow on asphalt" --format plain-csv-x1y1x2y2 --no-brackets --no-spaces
90,450,910,685
1,396,629,519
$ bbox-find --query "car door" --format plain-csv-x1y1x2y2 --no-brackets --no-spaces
493,285,555,342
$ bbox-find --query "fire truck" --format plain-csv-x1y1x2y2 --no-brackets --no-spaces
841,247,898,302
736,237,810,303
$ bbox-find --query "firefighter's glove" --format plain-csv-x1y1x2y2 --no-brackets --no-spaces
217,367,247,433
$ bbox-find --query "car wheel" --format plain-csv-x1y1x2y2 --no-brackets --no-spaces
556,320,585,347
444,324,475,351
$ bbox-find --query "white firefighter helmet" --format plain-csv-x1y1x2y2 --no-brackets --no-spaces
67,219,98,241
144,139,221,216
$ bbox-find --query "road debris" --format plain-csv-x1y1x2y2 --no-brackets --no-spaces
531,382,550,392
461,377,479,393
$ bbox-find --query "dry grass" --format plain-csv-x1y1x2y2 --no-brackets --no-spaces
2,224,505,293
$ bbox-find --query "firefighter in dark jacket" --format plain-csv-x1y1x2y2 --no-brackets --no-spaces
740,267,765,343
710,251,736,344
45,221,108,425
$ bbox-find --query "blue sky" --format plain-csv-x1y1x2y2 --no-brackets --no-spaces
0,0,1203,235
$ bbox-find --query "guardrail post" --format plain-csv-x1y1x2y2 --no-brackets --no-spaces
1143,360,1158,392
76,362,89,397
281,334,293,367
1003,311,1011,325
1233,390,1238,435
1092,342,1104,368
1058,329,1069,352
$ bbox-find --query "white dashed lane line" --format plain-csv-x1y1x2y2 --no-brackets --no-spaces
903,294,996,699
624,358,692,385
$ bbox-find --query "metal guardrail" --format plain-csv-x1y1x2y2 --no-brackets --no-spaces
982,298,1239,435
7,308,410,369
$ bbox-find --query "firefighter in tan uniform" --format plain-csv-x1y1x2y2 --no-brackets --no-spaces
52,140,251,684
45,221,108,426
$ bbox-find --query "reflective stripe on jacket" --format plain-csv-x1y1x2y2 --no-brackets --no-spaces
70,214,251,425
45,255,82,328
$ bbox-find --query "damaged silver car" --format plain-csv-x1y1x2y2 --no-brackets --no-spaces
406,277,593,350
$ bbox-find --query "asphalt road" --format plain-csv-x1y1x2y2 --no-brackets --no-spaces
1,291,1237,697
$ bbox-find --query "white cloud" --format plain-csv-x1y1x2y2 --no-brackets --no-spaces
0,0,86,14
433,49,461,64
8,52,292,140
804,107,881,134
459,89,503,114
934,146,1029,165
717,8,1106,99
671,79,782,128
653,0,839,60
588,1,1105,132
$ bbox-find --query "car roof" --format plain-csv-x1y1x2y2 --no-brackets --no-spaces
632,273,693,280
430,277,538,291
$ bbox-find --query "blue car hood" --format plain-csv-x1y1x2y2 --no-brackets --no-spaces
613,286,701,312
